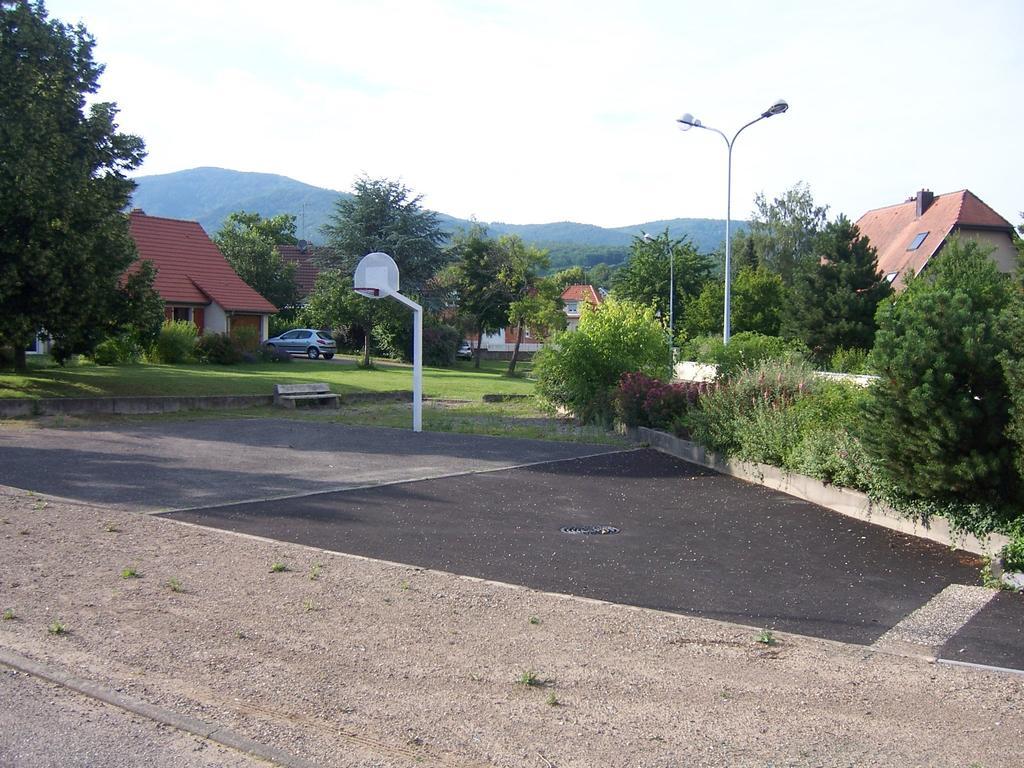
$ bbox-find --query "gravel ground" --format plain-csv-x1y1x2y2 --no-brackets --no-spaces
0,667,265,767
1,486,1022,768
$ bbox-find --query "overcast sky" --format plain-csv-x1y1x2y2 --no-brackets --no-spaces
46,0,1023,229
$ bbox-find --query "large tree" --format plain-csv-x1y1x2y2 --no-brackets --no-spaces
783,216,891,360
497,235,556,375
611,232,713,340
320,177,447,366
446,225,514,368
214,211,299,311
0,1,146,370
682,267,786,339
748,182,829,284
861,238,1016,506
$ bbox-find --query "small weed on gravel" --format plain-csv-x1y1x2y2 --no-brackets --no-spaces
400,580,410,591
303,598,318,612
48,619,68,636
167,578,184,593
120,565,140,579
309,563,322,581
516,670,542,687
103,522,121,533
529,616,541,625
545,691,559,706
269,562,288,573
2,608,14,621
756,629,778,646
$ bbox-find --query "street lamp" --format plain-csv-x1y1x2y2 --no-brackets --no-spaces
642,231,673,369
677,99,788,343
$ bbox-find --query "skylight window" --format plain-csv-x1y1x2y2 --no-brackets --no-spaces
885,272,898,284
907,232,929,251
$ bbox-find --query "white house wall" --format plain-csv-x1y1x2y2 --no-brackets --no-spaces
204,302,228,334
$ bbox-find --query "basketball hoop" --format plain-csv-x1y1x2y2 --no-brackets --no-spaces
353,287,380,298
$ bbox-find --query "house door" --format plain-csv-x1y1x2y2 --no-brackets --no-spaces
229,314,262,348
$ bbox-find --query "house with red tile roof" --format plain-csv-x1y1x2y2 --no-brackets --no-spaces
127,210,278,340
855,189,1017,291
278,242,334,299
470,283,603,357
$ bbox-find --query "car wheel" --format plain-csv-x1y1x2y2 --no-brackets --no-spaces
323,353,334,360
307,347,320,359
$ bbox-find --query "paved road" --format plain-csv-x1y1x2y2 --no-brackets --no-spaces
0,420,617,511
166,448,987,648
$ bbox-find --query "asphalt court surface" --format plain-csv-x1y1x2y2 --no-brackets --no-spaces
2,420,1019,669
0,420,618,511
165,447,1006,652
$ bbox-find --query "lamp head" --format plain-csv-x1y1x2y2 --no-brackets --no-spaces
677,113,701,131
641,231,655,243
762,99,789,118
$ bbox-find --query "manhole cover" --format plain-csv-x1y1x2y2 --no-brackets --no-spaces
560,525,620,535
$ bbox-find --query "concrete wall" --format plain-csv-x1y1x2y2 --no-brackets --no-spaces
960,229,1019,274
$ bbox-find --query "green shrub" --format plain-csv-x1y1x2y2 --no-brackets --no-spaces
422,322,461,367
1001,536,1024,572
91,334,142,366
680,332,808,379
194,333,243,365
827,346,871,374
614,372,706,430
860,238,1016,508
534,298,668,424
150,320,196,364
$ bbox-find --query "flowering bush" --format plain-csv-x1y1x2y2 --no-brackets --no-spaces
614,371,706,432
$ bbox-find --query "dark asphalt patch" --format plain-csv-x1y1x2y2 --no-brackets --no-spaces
163,448,985,646
939,592,1024,671
161,448,983,647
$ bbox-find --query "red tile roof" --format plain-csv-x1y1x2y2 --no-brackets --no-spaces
561,284,603,305
855,190,1014,289
128,210,277,313
278,244,326,298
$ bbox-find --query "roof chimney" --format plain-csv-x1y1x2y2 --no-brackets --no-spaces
915,189,934,218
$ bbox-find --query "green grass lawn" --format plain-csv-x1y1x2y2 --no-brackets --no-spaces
0,355,535,401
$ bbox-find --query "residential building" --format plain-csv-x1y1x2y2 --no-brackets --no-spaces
855,189,1017,290
470,283,603,357
127,210,277,340
278,241,334,300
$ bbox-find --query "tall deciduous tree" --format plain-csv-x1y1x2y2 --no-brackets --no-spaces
748,182,829,284
783,216,891,360
214,211,299,311
861,238,1016,506
682,267,786,339
447,225,513,368
498,235,557,375
320,177,447,366
0,1,146,370
611,232,713,339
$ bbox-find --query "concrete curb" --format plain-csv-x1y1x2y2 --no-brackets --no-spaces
0,646,321,768
0,390,412,418
638,426,1011,558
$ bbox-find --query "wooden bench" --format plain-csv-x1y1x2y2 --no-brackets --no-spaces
273,383,339,409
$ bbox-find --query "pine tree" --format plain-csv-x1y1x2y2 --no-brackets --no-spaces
785,216,891,360
860,238,1015,504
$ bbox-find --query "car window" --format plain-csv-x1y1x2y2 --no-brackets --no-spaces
298,330,312,339
280,331,298,339
317,332,333,341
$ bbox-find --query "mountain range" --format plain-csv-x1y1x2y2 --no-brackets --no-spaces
131,167,744,271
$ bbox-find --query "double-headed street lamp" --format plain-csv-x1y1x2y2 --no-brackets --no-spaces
677,99,789,343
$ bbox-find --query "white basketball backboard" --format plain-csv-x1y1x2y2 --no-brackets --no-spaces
353,252,399,299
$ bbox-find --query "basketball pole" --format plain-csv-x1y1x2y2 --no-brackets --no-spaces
390,292,422,432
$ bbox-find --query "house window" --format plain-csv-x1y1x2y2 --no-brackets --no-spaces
565,301,579,313
885,272,898,284
907,232,929,251
172,307,192,323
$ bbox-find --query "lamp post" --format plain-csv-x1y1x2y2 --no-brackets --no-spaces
677,99,788,344
642,231,673,369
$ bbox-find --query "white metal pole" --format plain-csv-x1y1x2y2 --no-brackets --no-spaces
668,238,674,367
412,303,422,433
724,143,733,344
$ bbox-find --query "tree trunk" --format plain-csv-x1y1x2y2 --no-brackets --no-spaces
474,328,483,369
14,345,27,373
507,320,525,376
361,327,371,368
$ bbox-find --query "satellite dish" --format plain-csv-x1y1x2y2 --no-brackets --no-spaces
353,251,399,299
